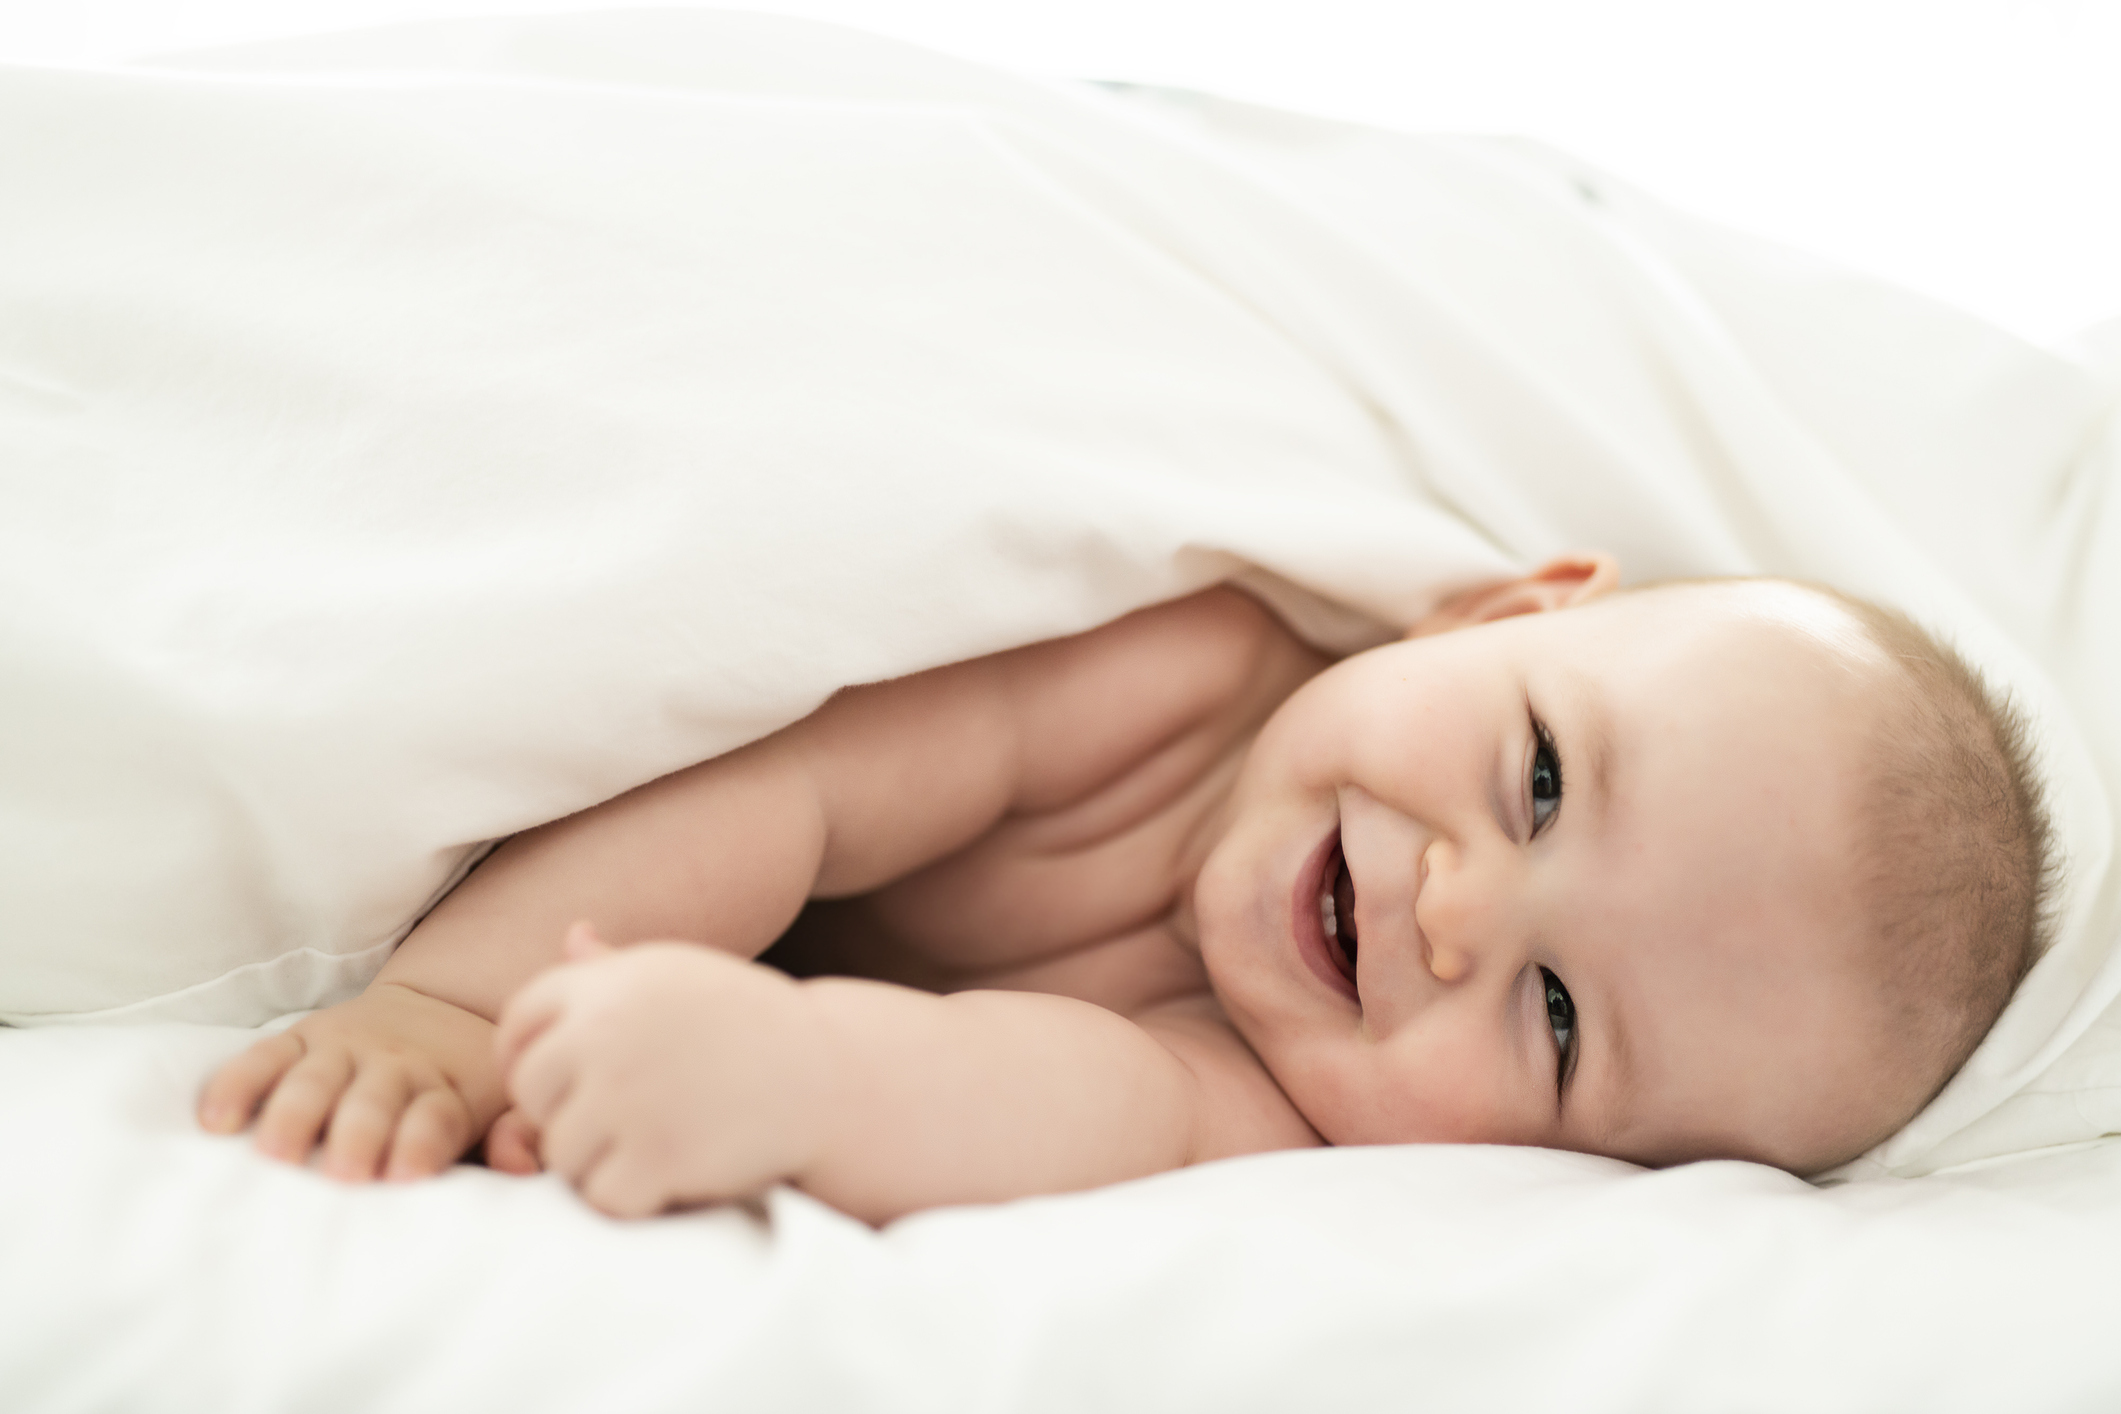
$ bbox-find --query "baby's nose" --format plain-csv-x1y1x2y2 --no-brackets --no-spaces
1415,839,1480,983
1426,943,1472,983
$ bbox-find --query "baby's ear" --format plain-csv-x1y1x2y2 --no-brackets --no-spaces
1405,552,1620,639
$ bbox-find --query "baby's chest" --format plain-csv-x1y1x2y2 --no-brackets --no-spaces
767,732,1245,1014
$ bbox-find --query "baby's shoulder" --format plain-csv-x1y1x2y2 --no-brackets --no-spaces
778,590,1326,1004
1017,584,1295,682
998,587,1325,809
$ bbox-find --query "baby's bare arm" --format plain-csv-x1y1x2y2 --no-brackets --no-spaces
196,733,838,1176
200,589,1288,1179
194,637,1038,1175
799,986,1323,1221
496,933,1319,1222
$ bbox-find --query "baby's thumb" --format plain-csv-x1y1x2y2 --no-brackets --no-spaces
562,919,612,962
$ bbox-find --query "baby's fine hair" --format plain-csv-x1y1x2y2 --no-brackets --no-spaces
1814,586,2056,1100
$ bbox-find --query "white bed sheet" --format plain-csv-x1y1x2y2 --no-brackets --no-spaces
6,1020,2121,1412
3,12,2120,1410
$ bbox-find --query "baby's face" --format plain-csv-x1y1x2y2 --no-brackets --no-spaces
1195,577,1913,1174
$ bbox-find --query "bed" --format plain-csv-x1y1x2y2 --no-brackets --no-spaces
3,10,2118,1409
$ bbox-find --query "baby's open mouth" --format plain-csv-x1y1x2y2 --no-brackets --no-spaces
1319,846,1359,985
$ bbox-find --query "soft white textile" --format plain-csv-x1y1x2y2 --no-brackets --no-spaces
5,1019,2121,1411
4,7,2115,1176
2,20,2120,1403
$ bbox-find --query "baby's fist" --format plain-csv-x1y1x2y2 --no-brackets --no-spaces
494,925,834,1218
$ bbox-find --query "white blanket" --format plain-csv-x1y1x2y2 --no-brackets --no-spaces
2,11,2118,1407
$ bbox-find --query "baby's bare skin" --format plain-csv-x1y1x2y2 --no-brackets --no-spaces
203,559,1927,1220
763,591,1326,1011
204,588,1332,1217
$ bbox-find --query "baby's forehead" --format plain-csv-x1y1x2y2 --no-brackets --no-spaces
1604,954,1918,1171
1591,812,1915,1169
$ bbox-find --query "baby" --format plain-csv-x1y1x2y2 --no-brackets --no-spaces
197,555,2053,1222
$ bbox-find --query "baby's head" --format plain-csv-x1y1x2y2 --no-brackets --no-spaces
1195,556,2053,1175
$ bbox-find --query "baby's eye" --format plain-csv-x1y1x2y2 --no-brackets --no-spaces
1529,719,1563,836
1540,967,1577,1092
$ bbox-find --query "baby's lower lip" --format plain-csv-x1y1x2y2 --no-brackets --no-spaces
1292,827,1359,1004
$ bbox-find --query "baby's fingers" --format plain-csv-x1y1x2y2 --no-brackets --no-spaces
580,1150,668,1221
535,1099,611,1190
492,923,610,1075
384,1087,475,1181
197,1030,304,1135
561,919,611,963
252,1045,354,1165
321,1063,415,1182
503,1025,579,1133
483,1108,543,1176
493,972,569,1081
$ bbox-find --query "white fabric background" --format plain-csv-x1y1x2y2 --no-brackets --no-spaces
7,1020,2121,1413
5,1,2114,1169
4,0,2117,347
1,9,2118,1409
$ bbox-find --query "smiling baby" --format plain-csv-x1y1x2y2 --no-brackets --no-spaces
198,555,2053,1221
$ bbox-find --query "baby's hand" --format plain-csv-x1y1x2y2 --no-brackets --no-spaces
197,982,507,1181
495,923,834,1218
